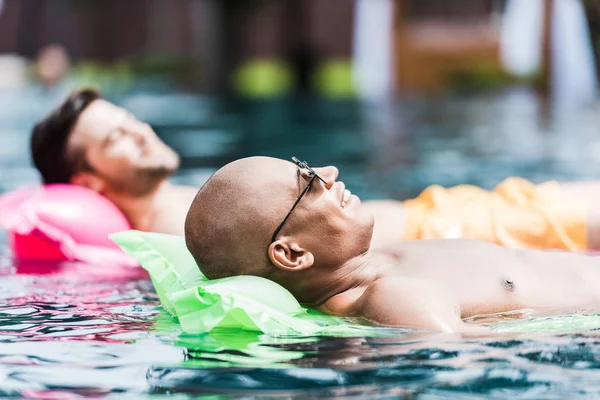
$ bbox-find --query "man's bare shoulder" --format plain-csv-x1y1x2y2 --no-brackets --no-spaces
174,184,199,200
352,277,430,313
349,277,465,331
148,184,197,235
321,277,409,317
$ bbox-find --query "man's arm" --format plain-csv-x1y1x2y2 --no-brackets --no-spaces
362,200,406,248
350,277,483,333
560,181,600,249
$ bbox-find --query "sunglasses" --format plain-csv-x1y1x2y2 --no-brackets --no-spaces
271,157,327,243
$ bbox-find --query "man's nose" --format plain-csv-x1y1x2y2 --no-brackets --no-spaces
315,166,339,189
128,124,151,145
129,130,146,145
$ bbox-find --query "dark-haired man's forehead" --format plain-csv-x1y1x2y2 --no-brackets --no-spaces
71,100,127,144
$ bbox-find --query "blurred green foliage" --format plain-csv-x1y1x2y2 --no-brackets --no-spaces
67,55,203,93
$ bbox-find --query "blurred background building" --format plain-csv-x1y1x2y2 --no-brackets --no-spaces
0,0,522,96
1,0,598,99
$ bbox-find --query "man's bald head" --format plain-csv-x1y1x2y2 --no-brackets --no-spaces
185,157,296,279
185,156,375,287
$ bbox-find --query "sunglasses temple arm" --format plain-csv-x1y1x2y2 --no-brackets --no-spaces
271,175,316,242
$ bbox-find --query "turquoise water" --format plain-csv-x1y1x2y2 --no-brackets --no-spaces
4,85,600,397
4,266,600,399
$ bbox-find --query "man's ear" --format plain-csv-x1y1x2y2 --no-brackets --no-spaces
268,239,314,272
70,172,106,193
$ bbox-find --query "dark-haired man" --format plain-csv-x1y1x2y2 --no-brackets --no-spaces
185,157,600,332
30,88,196,235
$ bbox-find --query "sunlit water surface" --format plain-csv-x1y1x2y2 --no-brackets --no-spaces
3,85,600,398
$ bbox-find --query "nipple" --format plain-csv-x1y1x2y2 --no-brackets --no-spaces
502,278,515,292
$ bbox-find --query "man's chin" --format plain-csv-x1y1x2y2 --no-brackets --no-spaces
165,152,181,171
145,165,177,181
145,153,181,176
114,165,177,196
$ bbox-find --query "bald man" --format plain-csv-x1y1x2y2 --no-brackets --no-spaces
185,156,600,332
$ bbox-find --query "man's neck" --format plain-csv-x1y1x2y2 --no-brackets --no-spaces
104,181,174,231
277,251,394,306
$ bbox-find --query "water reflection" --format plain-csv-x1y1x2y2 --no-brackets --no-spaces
0,263,184,397
148,331,600,398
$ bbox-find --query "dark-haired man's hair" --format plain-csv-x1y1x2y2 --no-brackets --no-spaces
31,88,100,184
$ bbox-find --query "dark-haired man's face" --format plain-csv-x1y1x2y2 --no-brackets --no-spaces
68,100,180,195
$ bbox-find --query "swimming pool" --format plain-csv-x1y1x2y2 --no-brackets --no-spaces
4,84,600,398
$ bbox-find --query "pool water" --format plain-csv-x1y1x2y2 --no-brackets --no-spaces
4,85,600,398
